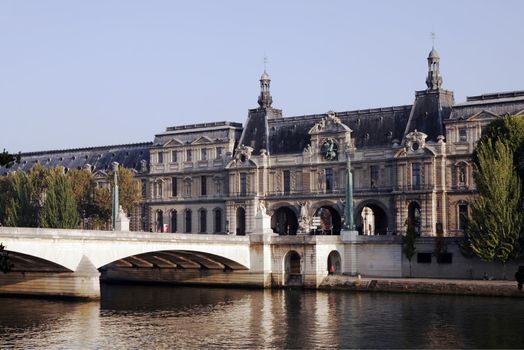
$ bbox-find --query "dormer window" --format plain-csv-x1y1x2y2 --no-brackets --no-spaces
201,148,208,161
158,152,164,164
187,150,192,161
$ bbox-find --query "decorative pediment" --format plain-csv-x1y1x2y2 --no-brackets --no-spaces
191,136,214,145
309,111,352,135
467,110,499,121
163,138,184,147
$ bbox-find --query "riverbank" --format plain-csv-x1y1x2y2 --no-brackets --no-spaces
319,275,524,297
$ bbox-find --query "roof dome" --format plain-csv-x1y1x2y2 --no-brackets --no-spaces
260,70,270,80
428,47,440,59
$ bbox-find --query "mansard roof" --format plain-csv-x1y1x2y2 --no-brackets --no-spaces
449,91,524,121
267,105,412,154
153,121,242,147
0,142,151,176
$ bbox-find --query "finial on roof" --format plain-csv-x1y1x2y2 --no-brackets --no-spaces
257,57,273,108
425,35,443,90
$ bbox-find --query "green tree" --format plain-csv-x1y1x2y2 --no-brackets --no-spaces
92,186,112,228
475,115,524,183
2,171,37,227
38,169,79,229
67,168,96,221
0,243,13,273
466,139,523,264
0,149,20,168
402,220,417,277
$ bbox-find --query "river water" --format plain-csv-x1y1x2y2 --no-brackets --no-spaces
1,284,523,349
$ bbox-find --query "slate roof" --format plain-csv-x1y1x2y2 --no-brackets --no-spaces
267,105,412,154
0,142,151,176
449,91,524,120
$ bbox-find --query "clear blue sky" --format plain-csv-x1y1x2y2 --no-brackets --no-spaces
1,0,523,152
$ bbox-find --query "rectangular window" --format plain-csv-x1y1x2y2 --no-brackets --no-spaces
141,179,147,199
201,176,207,196
240,173,247,196
171,177,177,197
216,147,223,159
283,170,291,194
370,165,378,188
325,168,333,193
459,128,467,142
458,204,468,230
412,163,421,189
417,253,432,264
201,148,208,161
186,149,192,161
158,152,164,164
437,253,453,264
171,150,178,163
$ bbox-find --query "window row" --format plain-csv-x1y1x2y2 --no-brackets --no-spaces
156,147,225,164
148,176,220,198
155,208,223,234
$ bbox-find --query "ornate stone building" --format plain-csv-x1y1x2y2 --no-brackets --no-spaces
3,46,523,236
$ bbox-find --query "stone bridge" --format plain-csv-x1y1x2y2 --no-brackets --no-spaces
0,227,405,299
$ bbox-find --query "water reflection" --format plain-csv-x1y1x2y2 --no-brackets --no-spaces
0,284,523,349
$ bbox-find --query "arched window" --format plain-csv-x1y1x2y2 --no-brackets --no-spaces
199,209,207,233
170,210,177,233
214,208,222,233
185,209,192,233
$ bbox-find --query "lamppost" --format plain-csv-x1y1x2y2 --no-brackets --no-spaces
111,162,119,231
343,148,354,231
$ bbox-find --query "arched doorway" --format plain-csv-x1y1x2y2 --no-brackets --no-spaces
356,203,388,235
327,250,341,275
313,206,341,235
408,201,422,236
271,207,298,235
236,207,246,236
284,250,302,285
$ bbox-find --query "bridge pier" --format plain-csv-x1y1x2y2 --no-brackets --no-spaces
0,255,101,300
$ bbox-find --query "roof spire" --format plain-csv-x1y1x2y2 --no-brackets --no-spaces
426,34,443,90
258,56,273,108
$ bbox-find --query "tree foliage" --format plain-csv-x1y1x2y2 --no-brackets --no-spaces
0,149,20,168
402,219,417,277
38,169,79,229
0,164,141,230
112,166,141,216
475,115,524,183
466,139,523,263
0,243,13,273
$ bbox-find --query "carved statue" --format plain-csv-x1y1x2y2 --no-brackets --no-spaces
298,201,311,233
257,201,267,217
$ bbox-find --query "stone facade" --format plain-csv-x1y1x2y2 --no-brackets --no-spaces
3,47,523,237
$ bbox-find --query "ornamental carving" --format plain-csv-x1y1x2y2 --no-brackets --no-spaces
404,129,428,153
234,144,254,163
309,111,351,134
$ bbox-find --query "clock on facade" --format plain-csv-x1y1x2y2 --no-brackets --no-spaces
321,138,338,161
